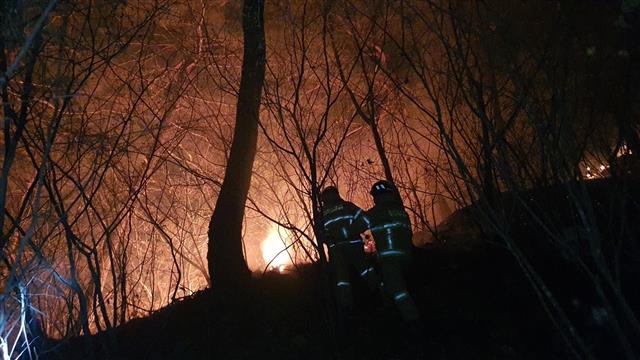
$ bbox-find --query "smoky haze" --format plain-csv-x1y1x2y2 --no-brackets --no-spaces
1,2,638,359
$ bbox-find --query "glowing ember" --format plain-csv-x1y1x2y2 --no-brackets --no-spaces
261,225,292,270
361,230,377,254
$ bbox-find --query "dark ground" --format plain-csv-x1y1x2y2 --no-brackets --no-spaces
44,179,640,360
42,243,602,360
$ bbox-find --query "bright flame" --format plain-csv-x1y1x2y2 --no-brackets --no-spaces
261,225,292,271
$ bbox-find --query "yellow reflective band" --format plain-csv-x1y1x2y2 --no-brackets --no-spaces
332,239,362,247
379,250,406,257
360,267,374,276
370,222,411,232
394,292,410,301
324,215,354,227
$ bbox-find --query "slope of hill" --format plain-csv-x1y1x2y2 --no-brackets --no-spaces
43,244,577,360
44,179,639,359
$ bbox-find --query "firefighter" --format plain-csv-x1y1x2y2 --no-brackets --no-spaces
354,180,420,323
320,186,380,311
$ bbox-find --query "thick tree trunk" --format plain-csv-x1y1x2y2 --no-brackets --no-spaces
207,0,265,290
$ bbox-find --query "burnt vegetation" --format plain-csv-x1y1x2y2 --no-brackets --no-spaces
1,0,639,359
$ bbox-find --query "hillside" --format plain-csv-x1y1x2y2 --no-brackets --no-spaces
44,243,586,360
42,179,640,359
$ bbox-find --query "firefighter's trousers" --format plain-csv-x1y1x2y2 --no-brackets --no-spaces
330,241,380,309
379,254,420,322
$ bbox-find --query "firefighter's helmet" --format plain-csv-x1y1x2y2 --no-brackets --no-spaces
370,180,396,197
321,186,340,204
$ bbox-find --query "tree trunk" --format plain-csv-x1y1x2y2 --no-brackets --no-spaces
368,118,395,185
207,0,265,290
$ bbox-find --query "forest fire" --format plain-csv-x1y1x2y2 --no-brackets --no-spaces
1,0,639,358
261,225,292,273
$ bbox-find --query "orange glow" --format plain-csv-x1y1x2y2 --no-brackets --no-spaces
261,225,292,270
361,230,377,254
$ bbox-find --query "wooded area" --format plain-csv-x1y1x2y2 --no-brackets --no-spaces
1,0,639,359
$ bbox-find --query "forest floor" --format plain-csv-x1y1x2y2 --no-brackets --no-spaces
43,179,640,360
43,240,601,360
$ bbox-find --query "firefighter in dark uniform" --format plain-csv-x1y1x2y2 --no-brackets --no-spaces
353,180,420,323
320,186,380,311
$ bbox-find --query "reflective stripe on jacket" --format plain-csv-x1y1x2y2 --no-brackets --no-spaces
352,201,412,255
322,200,365,244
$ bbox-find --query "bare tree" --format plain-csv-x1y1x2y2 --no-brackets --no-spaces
0,1,203,356
356,0,640,358
207,0,266,290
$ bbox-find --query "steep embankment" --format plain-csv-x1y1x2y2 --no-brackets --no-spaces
45,244,570,360
46,179,639,359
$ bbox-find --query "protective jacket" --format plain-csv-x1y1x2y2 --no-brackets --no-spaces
322,200,367,247
353,192,420,322
352,193,412,258
322,199,378,310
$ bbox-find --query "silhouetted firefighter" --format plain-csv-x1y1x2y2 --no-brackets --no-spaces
353,180,421,323
320,186,380,314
